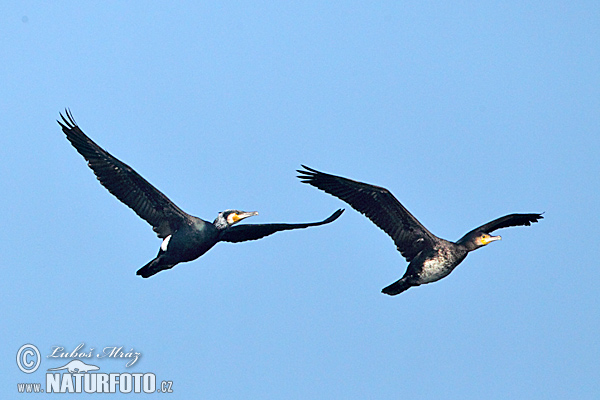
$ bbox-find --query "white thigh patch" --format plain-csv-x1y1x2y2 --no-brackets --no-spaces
161,235,172,251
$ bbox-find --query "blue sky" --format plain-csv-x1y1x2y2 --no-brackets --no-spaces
2,1,599,398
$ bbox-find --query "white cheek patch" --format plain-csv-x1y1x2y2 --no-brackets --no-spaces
161,235,172,251
227,214,237,225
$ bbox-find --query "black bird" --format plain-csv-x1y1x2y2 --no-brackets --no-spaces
58,110,344,278
297,165,542,295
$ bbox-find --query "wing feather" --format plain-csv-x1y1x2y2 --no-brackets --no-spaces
297,165,437,261
58,109,191,238
219,209,344,243
471,213,544,234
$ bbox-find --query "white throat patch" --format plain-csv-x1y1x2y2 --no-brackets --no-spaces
161,235,172,251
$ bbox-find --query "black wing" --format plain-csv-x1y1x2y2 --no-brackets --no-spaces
297,165,438,262
219,209,344,243
470,213,544,234
58,109,192,238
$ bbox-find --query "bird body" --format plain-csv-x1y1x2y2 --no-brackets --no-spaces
298,165,542,295
168,217,219,263
58,110,343,278
138,218,220,277
383,241,467,295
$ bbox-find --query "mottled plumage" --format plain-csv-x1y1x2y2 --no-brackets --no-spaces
298,165,542,295
58,110,343,277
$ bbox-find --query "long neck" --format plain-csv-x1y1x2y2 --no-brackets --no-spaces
213,215,229,230
455,235,480,252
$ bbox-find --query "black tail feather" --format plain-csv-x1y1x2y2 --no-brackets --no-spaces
381,278,412,296
136,258,174,278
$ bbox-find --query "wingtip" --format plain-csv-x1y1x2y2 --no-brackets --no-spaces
323,208,344,223
531,212,544,224
297,164,318,173
297,165,321,183
296,165,309,174
332,208,344,218
58,108,77,129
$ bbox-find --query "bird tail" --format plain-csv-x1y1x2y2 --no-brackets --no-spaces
381,278,412,296
136,257,175,278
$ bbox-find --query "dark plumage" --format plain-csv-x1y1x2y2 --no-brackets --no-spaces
58,110,343,278
297,165,543,295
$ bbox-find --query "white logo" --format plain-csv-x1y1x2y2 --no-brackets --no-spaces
47,359,100,373
16,344,40,374
16,343,174,394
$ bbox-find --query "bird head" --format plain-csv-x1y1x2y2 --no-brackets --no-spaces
457,231,501,251
214,210,259,229
476,232,502,247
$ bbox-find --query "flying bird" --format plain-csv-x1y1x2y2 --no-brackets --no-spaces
58,110,343,278
297,165,542,295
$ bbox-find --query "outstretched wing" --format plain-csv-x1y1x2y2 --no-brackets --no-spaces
470,213,544,234
297,165,438,262
58,109,192,238
219,209,344,243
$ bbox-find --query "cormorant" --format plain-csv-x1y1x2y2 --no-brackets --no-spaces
297,165,542,295
57,110,344,278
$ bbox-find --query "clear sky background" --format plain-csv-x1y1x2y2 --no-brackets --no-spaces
2,2,599,399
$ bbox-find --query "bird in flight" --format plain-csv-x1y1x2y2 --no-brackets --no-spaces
58,110,343,278
297,165,542,295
